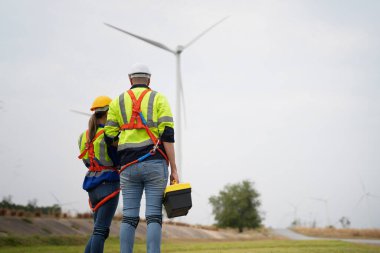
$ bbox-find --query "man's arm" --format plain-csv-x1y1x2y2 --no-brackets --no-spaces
104,98,121,146
163,142,179,184
156,93,179,184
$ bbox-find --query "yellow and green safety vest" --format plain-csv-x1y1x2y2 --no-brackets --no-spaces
104,87,174,152
78,127,114,167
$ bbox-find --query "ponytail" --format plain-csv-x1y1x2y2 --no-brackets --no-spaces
87,111,108,143
87,114,98,143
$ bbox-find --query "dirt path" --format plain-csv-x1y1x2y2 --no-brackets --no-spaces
272,228,319,240
272,228,380,246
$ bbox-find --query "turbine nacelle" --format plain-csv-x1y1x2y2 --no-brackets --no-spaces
176,45,184,54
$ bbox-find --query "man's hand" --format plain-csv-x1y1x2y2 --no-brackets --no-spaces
170,169,179,185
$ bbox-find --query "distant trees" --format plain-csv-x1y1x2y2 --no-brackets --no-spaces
339,216,351,228
209,180,262,232
0,195,61,216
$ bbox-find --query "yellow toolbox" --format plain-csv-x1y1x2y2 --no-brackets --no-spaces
163,183,192,218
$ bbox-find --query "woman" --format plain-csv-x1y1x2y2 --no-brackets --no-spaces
78,96,120,253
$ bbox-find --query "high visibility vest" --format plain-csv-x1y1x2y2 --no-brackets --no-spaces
78,127,114,168
105,87,174,152
78,127,120,213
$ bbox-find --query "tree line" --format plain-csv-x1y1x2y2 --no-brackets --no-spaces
0,195,62,216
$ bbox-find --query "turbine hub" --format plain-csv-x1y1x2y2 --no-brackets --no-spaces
176,45,184,54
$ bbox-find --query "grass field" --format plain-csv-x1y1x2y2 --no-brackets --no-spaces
1,237,380,253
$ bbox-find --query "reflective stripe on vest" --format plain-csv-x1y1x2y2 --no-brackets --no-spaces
119,93,128,124
118,139,154,151
147,90,157,126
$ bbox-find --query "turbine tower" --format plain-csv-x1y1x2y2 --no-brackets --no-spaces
288,201,303,226
104,17,228,179
311,197,331,227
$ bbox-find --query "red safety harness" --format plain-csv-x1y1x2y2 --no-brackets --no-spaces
119,89,169,174
78,129,120,212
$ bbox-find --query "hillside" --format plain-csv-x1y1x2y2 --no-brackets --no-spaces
0,217,273,240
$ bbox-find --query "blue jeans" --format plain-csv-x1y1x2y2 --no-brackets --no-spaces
120,159,168,253
84,181,120,253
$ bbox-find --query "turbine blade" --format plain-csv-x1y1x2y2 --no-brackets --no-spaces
355,194,366,208
50,192,61,205
104,23,175,54
183,16,229,49
70,109,92,116
310,197,325,202
358,175,367,193
61,201,79,206
368,193,380,199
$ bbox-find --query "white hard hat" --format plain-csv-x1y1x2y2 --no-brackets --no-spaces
128,63,151,78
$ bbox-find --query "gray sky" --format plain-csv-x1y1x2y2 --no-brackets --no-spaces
1,0,380,228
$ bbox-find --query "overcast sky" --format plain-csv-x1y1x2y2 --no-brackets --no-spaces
1,0,380,228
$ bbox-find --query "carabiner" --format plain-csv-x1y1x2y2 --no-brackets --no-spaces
152,140,160,153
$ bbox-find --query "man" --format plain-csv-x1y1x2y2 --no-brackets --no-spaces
104,63,179,253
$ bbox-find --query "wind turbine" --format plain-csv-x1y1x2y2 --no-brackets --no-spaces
288,201,302,226
70,109,91,117
50,192,78,215
104,17,229,179
355,178,380,227
310,197,331,227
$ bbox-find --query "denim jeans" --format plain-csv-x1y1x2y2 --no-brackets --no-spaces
119,159,168,253
84,181,120,253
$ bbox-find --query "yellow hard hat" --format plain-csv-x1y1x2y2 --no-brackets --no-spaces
90,96,112,111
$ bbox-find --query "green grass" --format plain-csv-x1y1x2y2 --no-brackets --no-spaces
1,237,380,253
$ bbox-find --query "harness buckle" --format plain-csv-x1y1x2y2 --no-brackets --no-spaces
152,140,160,153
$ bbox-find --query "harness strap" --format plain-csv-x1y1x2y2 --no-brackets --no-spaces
121,89,151,129
156,148,169,162
88,188,120,212
78,130,105,159
78,129,115,172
